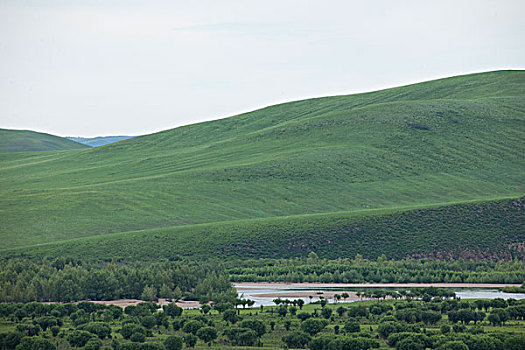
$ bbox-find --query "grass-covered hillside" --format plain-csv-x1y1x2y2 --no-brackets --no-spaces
0,129,89,153
0,70,524,259
66,136,133,147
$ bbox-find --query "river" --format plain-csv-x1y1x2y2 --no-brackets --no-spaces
234,283,525,307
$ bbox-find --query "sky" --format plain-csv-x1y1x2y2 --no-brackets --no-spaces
0,0,524,137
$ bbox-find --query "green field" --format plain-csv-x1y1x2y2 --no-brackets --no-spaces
0,70,524,259
0,129,89,153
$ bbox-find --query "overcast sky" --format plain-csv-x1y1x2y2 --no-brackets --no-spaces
1,0,524,137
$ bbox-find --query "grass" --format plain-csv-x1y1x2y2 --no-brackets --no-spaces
0,129,89,153
2,196,522,261
0,70,524,259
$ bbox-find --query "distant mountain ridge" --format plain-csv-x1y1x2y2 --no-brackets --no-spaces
0,128,89,153
66,136,133,147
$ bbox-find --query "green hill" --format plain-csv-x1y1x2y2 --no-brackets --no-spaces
0,129,90,153
0,70,524,260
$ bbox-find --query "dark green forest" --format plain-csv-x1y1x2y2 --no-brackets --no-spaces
1,257,524,304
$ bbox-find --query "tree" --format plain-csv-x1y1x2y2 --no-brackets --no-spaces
437,341,469,350
120,324,145,340
163,303,183,317
15,337,56,350
50,326,60,337
321,307,332,319
503,335,525,350
159,284,173,299
223,309,238,324
201,304,211,315
336,306,346,317
184,334,197,348
240,320,266,337
196,326,217,343
278,305,288,317
301,319,327,336
4,332,23,349
35,316,57,331
173,287,183,301
140,286,156,302
341,293,349,302
344,318,360,333
67,330,95,347
182,320,204,335
282,331,311,349
296,299,305,309
78,322,112,339
84,338,103,350
140,316,156,329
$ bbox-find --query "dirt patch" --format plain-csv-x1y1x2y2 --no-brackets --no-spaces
87,298,201,309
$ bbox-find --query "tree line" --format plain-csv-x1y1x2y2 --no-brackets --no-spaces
0,258,235,304
227,253,525,283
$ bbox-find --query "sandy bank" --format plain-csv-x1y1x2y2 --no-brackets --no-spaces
234,282,522,289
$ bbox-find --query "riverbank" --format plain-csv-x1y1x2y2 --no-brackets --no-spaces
235,282,522,288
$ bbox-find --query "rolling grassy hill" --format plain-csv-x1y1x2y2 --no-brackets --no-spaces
66,136,133,147
1,70,524,260
0,129,90,153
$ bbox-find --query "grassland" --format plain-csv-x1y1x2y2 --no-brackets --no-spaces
0,129,89,153
0,70,524,259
